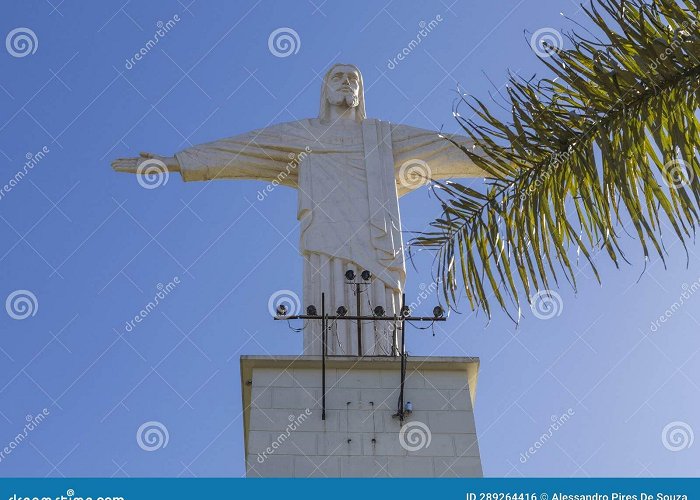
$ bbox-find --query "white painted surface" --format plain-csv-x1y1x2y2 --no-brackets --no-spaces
243,357,482,477
114,63,484,356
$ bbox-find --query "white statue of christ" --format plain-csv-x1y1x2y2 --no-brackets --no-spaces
113,63,484,357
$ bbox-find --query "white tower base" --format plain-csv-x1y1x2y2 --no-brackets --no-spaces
241,355,482,477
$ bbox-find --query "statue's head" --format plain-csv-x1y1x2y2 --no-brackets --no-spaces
319,63,366,122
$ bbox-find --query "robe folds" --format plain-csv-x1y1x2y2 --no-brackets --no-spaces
175,118,482,355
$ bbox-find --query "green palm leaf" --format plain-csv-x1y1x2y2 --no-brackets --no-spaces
413,0,700,319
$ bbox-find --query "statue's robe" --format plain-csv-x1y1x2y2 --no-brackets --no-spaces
175,118,482,356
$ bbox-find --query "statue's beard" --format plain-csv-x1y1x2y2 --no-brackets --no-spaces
327,91,359,109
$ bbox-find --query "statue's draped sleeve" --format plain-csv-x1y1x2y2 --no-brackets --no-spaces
390,124,486,196
174,121,312,185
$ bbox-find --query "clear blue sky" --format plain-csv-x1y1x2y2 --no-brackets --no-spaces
0,0,698,478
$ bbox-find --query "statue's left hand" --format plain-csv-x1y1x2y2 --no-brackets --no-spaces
111,152,180,173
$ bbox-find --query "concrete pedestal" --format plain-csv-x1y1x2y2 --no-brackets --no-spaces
240,355,482,477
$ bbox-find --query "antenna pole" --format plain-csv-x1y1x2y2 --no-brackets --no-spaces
355,282,362,356
398,293,407,422
321,292,326,421
392,315,398,356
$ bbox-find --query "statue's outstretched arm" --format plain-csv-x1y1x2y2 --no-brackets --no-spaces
391,124,486,196
112,123,307,187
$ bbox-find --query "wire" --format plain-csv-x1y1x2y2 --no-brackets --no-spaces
365,291,393,356
327,316,345,354
286,319,307,333
405,320,436,330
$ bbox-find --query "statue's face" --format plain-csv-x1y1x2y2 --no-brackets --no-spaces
325,65,360,109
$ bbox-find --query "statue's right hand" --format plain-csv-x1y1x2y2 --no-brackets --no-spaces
111,152,179,173
111,156,142,173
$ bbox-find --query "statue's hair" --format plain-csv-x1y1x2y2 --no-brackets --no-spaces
319,63,366,122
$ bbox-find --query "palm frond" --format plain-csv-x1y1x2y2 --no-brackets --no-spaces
413,0,700,319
